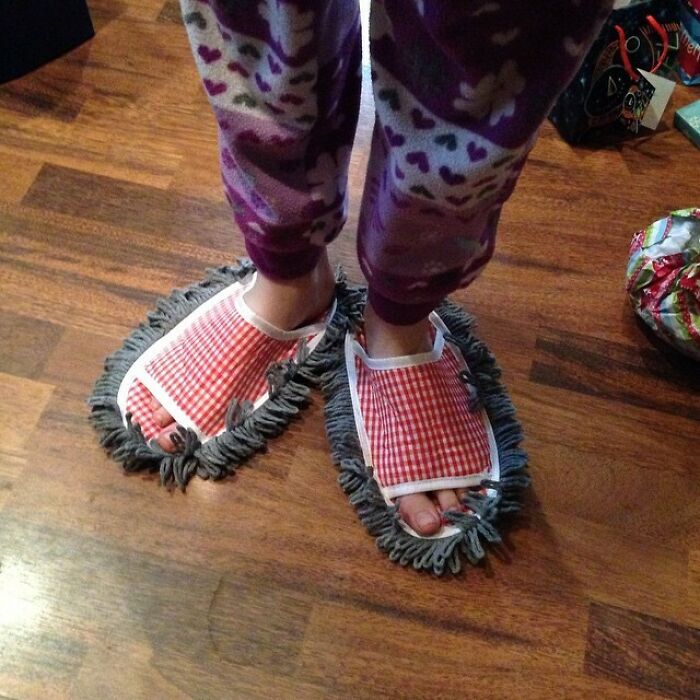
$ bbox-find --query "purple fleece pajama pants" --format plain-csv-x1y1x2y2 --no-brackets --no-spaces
180,0,613,324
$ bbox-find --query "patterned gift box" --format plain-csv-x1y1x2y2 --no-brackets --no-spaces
674,99,700,148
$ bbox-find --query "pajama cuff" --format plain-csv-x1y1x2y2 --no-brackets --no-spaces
244,240,323,281
368,287,439,326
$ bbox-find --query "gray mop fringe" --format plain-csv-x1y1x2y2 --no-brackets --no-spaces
318,290,530,576
88,260,358,491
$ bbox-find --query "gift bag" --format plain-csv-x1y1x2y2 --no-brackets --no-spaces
679,0,700,84
549,0,679,144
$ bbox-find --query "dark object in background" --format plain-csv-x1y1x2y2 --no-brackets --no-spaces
678,0,700,84
0,0,94,84
549,0,679,144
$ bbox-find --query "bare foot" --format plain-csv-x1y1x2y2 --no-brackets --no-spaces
363,301,467,536
146,254,335,451
363,303,433,358
243,253,335,330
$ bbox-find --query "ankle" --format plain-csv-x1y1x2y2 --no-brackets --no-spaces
363,303,432,359
299,252,334,297
244,254,335,329
260,253,332,295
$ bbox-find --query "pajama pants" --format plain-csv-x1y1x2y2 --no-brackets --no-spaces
180,0,613,324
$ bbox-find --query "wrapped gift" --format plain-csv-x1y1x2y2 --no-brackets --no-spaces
626,209,700,361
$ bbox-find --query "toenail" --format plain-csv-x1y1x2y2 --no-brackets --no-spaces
416,511,438,529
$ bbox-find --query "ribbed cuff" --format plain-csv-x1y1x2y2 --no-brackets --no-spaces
367,287,439,326
244,240,323,281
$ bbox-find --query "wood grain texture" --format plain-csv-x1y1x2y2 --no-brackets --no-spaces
585,602,700,699
22,164,233,248
156,0,182,24
0,0,698,697
0,154,43,204
0,311,64,380
530,327,700,420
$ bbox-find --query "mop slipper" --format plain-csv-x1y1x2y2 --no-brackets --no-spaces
89,260,358,489
319,293,530,576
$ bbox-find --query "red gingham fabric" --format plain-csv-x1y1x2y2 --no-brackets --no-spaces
125,379,161,439
356,340,492,492
125,290,310,440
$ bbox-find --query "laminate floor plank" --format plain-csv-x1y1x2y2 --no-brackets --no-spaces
0,2,697,697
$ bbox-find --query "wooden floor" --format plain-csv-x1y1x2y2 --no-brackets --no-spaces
1,2,699,698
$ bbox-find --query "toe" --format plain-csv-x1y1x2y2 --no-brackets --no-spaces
155,425,180,452
435,489,462,514
153,406,175,428
399,493,442,536
148,395,161,411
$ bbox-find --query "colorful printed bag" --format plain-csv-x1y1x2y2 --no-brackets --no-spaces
549,0,679,143
679,0,700,84
626,209,700,361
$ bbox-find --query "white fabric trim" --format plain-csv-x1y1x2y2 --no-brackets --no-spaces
234,272,332,341
344,312,499,541
350,327,445,370
344,333,374,468
395,518,460,541
116,275,333,442
382,474,490,500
